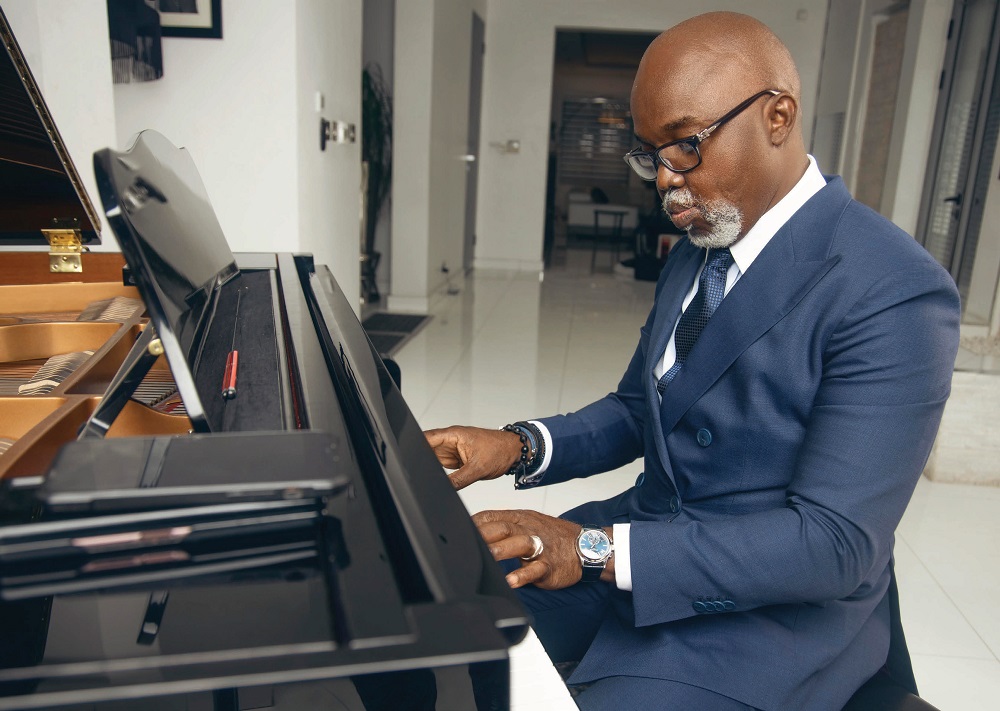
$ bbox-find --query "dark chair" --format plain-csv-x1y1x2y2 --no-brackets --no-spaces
591,209,627,273
841,565,940,711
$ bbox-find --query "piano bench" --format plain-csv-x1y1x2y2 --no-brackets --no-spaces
842,671,940,711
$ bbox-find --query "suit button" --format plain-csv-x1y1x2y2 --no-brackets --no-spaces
722,600,736,611
696,428,712,447
711,601,726,612
670,495,680,513
636,472,645,487
693,601,707,613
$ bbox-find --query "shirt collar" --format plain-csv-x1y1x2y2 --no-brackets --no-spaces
728,155,826,275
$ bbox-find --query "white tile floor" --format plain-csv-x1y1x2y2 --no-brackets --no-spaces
391,249,1000,711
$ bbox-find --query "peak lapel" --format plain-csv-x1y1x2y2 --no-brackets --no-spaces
658,178,851,436
645,242,703,487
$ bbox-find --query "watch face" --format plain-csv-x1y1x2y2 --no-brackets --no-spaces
578,529,611,562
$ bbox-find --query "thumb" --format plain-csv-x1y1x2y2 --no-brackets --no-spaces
448,463,486,491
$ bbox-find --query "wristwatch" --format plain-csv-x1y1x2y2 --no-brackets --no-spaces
576,525,613,582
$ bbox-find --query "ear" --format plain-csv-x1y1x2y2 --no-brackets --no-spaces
767,93,797,146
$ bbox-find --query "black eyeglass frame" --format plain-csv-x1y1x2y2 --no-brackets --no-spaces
624,89,782,178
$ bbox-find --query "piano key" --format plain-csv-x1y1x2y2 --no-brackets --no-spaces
0,438,14,457
510,628,578,710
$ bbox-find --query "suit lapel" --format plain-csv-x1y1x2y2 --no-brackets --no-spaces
657,177,851,440
645,242,703,487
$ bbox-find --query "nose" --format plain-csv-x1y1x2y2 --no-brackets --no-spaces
656,163,686,194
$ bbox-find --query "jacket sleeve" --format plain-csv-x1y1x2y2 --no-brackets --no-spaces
532,245,688,485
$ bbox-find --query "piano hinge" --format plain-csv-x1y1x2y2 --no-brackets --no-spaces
43,228,84,273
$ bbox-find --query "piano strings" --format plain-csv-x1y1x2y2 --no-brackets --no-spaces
16,351,94,395
0,296,143,325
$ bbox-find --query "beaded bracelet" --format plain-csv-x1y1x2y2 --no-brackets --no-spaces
501,423,534,477
501,421,546,477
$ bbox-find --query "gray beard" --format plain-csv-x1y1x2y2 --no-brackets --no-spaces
662,189,744,249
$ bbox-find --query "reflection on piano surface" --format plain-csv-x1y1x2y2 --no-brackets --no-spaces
0,7,528,709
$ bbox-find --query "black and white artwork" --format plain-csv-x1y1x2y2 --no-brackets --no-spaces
157,0,222,39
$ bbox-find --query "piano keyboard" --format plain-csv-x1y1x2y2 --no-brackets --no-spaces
510,629,578,710
15,351,94,395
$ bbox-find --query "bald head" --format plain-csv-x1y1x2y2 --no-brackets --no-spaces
630,12,809,246
656,13,800,102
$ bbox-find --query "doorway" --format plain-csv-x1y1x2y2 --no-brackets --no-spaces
917,0,1000,324
545,30,658,272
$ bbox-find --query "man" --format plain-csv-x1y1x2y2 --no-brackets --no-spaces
426,12,959,711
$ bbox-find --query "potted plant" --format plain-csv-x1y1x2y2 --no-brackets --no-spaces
361,63,392,304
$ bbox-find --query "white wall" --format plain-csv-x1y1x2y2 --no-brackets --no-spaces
389,0,485,312
296,0,363,303
2,0,118,250
113,0,363,307
811,0,864,174
883,0,952,235
113,3,298,254
473,0,830,272
389,0,435,312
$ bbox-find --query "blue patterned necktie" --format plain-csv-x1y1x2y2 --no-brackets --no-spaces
657,248,734,394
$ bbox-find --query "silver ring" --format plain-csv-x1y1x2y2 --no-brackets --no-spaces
521,535,544,561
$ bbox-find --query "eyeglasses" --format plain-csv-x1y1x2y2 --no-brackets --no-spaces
624,89,781,179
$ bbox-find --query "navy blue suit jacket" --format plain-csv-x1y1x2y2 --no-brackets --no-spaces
536,178,960,710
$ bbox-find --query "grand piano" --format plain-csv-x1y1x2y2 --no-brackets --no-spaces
0,8,529,710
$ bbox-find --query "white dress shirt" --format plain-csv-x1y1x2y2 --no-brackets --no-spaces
534,157,827,590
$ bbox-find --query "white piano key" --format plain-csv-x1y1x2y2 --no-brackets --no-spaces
510,628,578,710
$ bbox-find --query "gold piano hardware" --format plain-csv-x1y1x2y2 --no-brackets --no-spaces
147,338,164,357
43,228,85,274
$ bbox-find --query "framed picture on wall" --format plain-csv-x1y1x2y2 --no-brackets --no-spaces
158,0,222,39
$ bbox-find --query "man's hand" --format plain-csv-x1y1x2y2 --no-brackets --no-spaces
424,425,523,490
473,509,610,590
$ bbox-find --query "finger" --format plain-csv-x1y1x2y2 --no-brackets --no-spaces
474,519,517,544
506,559,549,589
472,509,524,526
486,533,539,562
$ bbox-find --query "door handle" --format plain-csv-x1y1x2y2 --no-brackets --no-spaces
460,154,477,162
943,193,963,205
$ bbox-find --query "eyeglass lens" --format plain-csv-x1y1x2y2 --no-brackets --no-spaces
626,142,699,180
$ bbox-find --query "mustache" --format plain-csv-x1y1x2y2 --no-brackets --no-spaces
662,188,696,212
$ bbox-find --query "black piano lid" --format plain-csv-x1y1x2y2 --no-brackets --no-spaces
0,8,101,246
93,130,239,432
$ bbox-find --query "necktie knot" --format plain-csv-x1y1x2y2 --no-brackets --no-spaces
707,247,733,274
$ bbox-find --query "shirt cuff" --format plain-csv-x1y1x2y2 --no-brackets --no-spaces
529,420,553,474
612,523,632,591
